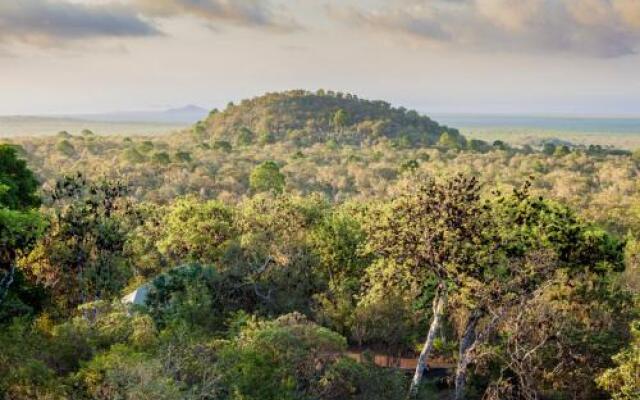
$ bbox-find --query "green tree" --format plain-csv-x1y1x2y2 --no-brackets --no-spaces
0,145,40,210
366,174,494,397
122,147,145,164
212,140,232,152
151,152,171,165
237,127,255,146
333,109,350,131
173,151,192,163
250,161,285,194
0,144,42,313
597,320,640,400
157,197,236,265
438,131,460,149
542,142,556,155
56,140,76,157
21,175,138,312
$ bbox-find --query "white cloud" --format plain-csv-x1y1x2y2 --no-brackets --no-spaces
329,0,640,57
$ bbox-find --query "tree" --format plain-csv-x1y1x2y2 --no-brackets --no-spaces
250,161,285,194
438,131,462,149
56,140,76,157
333,109,350,131
460,182,629,399
366,174,495,397
542,142,556,155
173,151,192,163
212,140,232,153
632,148,640,163
21,174,138,312
597,320,640,400
237,127,255,146
0,145,40,210
0,144,42,312
217,312,347,400
157,196,236,265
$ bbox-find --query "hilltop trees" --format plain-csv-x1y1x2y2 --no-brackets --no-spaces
201,90,457,146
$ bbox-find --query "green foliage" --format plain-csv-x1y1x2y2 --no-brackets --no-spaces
310,208,369,284
75,344,181,400
250,161,285,194
21,175,137,312
56,140,75,157
212,140,233,152
121,147,145,163
152,151,171,164
157,196,235,264
438,131,465,149
468,139,491,153
138,140,154,153
173,151,192,162
333,109,350,129
400,159,420,173
216,312,347,400
237,126,255,146
0,208,44,318
597,320,640,399
202,90,457,146
0,144,40,210
542,142,557,155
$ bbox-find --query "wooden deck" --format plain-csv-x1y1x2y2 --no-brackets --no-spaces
345,350,455,373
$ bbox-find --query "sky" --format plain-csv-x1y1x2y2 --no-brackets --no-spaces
1,0,640,116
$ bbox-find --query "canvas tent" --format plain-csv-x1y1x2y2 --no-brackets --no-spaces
122,284,150,306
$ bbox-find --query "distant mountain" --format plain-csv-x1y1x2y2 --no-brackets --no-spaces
197,90,462,147
72,105,209,124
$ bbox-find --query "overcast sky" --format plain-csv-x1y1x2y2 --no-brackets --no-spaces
1,0,640,116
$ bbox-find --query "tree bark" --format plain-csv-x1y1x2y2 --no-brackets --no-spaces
408,285,447,398
455,309,483,400
0,264,16,305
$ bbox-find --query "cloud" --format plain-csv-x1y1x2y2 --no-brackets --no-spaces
0,0,298,50
133,0,300,32
0,0,160,47
329,0,640,57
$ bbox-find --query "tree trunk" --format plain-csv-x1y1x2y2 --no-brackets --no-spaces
455,309,482,400
408,286,447,398
0,264,16,305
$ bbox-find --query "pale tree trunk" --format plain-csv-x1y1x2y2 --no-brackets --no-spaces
408,285,447,398
455,309,482,400
455,309,504,400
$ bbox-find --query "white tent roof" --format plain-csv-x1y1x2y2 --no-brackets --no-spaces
122,284,150,306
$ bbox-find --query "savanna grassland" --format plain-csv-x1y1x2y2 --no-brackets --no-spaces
1,90,639,400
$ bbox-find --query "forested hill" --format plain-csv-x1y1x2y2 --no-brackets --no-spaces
195,90,463,146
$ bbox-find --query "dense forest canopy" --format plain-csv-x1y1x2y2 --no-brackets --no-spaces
0,90,639,400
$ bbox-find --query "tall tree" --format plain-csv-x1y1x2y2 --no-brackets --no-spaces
366,174,495,397
21,174,139,312
0,144,42,309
